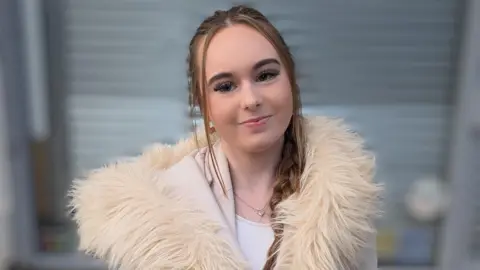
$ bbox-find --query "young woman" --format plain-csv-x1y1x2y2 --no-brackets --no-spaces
70,5,382,270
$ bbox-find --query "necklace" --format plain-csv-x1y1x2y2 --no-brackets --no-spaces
233,192,269,218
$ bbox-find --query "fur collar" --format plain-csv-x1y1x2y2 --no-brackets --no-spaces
69,116,382,269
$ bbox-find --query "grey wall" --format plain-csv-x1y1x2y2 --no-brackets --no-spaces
439,0,480,268
0,49,13,270
0,0,38,265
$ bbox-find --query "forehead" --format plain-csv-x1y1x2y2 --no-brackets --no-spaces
202,24,280,76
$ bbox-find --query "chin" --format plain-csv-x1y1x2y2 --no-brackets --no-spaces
242,132,284,153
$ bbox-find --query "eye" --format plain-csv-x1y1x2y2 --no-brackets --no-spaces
213,81,236,92
256,69,279,82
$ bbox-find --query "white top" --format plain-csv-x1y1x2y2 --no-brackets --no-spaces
236,215,274,270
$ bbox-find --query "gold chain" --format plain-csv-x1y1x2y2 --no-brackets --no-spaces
233,192,269,217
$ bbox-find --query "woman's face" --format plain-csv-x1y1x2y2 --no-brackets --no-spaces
200,24,293,153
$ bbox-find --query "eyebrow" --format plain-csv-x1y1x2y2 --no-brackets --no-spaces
207,58,280,86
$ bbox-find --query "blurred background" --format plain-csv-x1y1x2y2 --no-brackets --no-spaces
0,0,479,269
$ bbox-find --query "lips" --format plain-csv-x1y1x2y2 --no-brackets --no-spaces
241,115,271,125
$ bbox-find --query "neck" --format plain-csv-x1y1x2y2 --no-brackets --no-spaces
221,138,284,193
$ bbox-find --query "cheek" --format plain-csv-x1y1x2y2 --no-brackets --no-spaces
274,77,294,114
207,94,232,126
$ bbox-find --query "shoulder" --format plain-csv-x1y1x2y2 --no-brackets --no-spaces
67,143,220,269
302,115,377,183
159,145,213,187
303,115,365,148
276,116,382,269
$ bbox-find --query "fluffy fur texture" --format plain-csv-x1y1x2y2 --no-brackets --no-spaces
69,116,382,269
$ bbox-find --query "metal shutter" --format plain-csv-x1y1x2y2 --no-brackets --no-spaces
63,0,463,264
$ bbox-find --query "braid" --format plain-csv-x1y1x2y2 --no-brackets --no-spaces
263,119,305,269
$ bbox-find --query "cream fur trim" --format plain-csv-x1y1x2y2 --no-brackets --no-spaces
69,116,382,269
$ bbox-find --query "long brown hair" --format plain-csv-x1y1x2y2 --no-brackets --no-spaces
187,5,306,269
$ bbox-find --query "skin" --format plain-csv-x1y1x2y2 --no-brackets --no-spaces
199,24,293,222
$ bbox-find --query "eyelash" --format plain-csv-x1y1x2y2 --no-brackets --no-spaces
256,69,279,82
213,69,280,93
213,82,235,92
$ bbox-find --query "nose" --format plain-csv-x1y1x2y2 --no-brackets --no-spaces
240,82,262,110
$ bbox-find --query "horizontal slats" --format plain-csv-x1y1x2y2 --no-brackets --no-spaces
64,0,459,184
64,0,461,104
69,100,450,177
67,94,189,176
62,1,464,264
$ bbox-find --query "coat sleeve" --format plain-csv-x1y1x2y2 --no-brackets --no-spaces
358,232,378,270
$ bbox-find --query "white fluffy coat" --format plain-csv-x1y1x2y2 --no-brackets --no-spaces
69,116,383,269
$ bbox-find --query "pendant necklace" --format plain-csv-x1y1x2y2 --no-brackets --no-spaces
233,192,269,218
